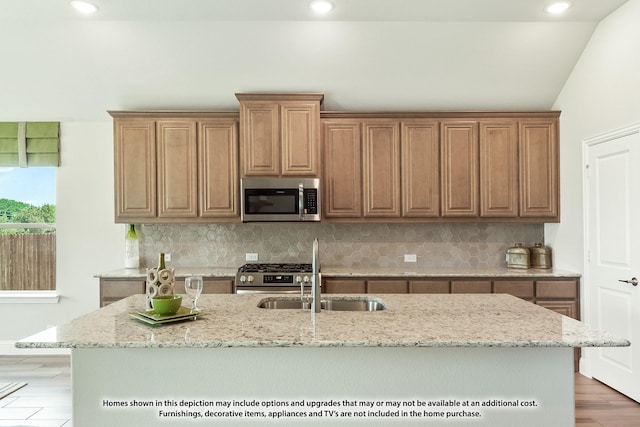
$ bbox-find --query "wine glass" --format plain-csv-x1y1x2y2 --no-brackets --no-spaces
184,276,203,312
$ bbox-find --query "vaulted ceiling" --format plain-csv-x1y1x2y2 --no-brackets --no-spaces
0,0,630,119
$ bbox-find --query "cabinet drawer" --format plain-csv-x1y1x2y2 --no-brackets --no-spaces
536,281,577,298
493,280,534,298
451,280,492,294
203,279,233,294
100,280,145,298
409,280,450,294
323,279,367,294
174,279,234,295
367,280,408,294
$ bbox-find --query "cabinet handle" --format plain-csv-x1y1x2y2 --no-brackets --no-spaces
618,277,638,286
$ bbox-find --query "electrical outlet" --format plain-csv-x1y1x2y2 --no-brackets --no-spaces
165,253,171,262
404,254,417,263
246,253,259,262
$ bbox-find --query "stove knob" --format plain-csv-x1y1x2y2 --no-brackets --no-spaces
247,275,254,283
303,276,310,283
239,275,247,283
295,275,303,284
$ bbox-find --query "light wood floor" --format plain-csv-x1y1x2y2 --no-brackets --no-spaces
1,355,639,426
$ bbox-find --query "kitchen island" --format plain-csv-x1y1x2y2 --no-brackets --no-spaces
18,294,628,426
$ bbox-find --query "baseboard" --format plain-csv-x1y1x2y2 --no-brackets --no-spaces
0,341,70,356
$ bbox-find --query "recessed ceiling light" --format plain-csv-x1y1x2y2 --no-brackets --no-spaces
70,1,99,15
545,1,572,14
310,1,334,15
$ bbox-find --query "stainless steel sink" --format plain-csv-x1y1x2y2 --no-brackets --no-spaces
257,297,387,312
258,299,312,310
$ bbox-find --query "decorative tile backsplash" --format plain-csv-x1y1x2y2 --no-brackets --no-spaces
138,223,543,269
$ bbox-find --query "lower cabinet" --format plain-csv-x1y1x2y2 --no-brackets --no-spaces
99,278,233,307
322,275,581,370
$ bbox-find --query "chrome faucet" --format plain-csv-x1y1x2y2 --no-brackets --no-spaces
311,238,321,313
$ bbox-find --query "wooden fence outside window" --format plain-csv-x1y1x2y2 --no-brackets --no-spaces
0,233,56,291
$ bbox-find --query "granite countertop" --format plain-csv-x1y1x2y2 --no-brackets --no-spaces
95,267,237,279
95,266,579,279
17,293,626,350
321,266,580,278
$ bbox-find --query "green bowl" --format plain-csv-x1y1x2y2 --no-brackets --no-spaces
151,295,182,316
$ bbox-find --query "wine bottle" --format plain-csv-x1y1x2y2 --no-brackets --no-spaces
158,252,166,270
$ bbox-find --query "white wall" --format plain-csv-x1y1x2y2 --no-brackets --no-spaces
1,122,124,341
548,0,640,273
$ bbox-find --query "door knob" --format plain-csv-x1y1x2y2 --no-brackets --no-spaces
618,277,638,286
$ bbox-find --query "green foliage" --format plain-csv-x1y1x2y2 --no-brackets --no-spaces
0,198,55,234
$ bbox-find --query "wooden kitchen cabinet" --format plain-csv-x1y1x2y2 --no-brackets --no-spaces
198,120,239,218
451,280,492,293
479,121,519,217
157,121,198,218
114,119,157,218
320,111,559,223
519,119,559,219
401,121,440,217
322,279,367,294
322,120,363,218
99,278,146,307
366,280,408,293
111,111,240,223
236,93,323,177
440,121,479,217
362,120,401,218
99,277,233,307
409,280,450,293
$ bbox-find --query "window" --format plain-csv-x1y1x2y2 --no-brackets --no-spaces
0,167,56,291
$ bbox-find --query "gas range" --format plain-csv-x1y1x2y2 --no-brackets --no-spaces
235,263,314,294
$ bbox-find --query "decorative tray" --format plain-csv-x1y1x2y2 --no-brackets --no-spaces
129,306,204,326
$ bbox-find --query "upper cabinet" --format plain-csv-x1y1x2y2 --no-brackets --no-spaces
111,95,559,224
441,120,479,217
479,120,519,218
236,93,323,177
519,120,559,218
320,111,559,223
110,111,239,224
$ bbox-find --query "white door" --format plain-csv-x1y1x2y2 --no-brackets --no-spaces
585,125,640,402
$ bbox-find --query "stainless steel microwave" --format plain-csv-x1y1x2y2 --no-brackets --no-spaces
240,178,321,222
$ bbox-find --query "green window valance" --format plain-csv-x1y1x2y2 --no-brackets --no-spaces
0,122,60,167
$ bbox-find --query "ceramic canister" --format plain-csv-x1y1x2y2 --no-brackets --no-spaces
506,243,530,269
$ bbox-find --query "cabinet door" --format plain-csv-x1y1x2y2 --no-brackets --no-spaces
362,120,401,217
114,119,156,219
480,121,518,217
198,120,239,218
322,120,362,218
401,121,440,217
441,121,479,217
281,102,319,176
240,102,280,176
157,121,198,218
519,120,559,219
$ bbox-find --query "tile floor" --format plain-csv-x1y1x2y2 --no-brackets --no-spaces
0,356,71,426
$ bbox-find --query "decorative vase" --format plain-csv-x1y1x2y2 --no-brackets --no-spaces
124,224,140,269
